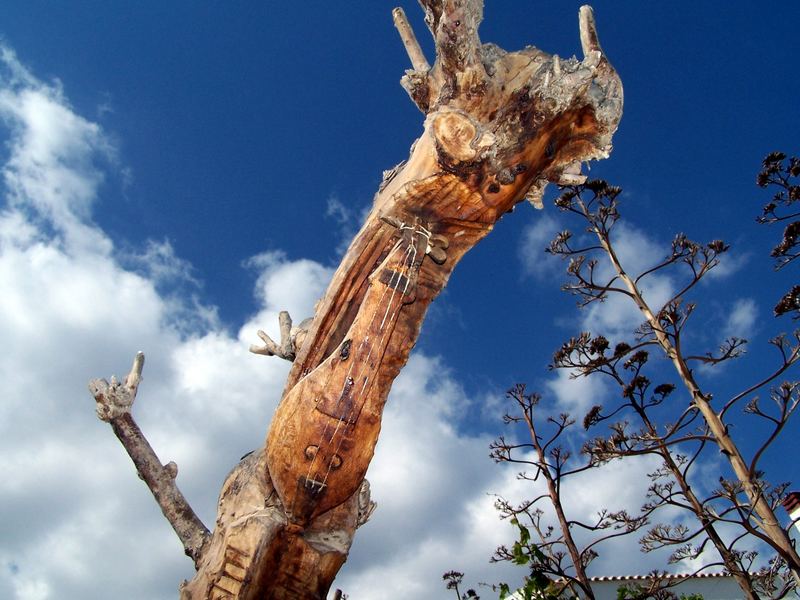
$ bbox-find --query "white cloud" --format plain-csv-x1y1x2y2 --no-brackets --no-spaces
325,193,371,256
122,238,200,288
694,297,760,377
575,223,675,342
518,212,563,279
0,41,720,600
703,247,749,281
245,250,331,322
721,297,758,341
546,367,610,415
0,47,112,256
0,44,314,599
326,193,349,224
607,223,664,279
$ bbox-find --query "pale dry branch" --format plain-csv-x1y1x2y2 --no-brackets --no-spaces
578,5,602,58
251,328,281,356
431,0,484,77
250,310,313,362
392,7,430,72
88,353,210,565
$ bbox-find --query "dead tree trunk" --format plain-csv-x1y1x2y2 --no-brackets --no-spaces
89,2,623,598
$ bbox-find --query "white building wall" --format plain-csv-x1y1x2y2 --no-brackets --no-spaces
590,576,747,600
508,576,747,600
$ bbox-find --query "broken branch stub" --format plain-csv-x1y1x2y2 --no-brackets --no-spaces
249,311,310,362
90,352,143,422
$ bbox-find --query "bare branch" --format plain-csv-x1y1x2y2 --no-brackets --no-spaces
578,6,603,58
560,179,800,590
250,329,281,356
250,310,312,362
427,0,485,78
747,383,800,475
88,353,210,565
393,7,430,72
685,337,747,367
278,310,293,358
720,334,800,418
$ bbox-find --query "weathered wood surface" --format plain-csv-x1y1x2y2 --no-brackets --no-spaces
90,353,211,565
267,219,434,527
180,450,368,600
93,2,623,598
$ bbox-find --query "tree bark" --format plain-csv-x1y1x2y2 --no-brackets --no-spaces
93,3,624,598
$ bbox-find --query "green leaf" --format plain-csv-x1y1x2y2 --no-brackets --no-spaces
517,523,531,545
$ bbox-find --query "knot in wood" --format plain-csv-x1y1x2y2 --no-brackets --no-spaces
286,523,305,536
432,110,480,163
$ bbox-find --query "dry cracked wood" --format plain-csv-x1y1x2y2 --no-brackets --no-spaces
91,3,623,598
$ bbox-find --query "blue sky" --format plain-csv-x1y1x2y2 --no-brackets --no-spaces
0,2,799,599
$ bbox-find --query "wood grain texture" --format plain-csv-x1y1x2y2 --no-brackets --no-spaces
177,3,625,597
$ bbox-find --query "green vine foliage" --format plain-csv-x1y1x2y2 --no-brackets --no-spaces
494,519,577,600
616,583,705,600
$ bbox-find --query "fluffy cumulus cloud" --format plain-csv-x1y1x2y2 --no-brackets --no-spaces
0,44,681,600
518,211,563,280
580,222,675,341
519,211,677,342
545,368,611,415
0,46,303,599
532,221,674,415
0,43,520,600
721,297,758,341
0,48,272,596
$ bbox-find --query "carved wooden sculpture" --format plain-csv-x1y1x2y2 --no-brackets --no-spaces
89,2,623,598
